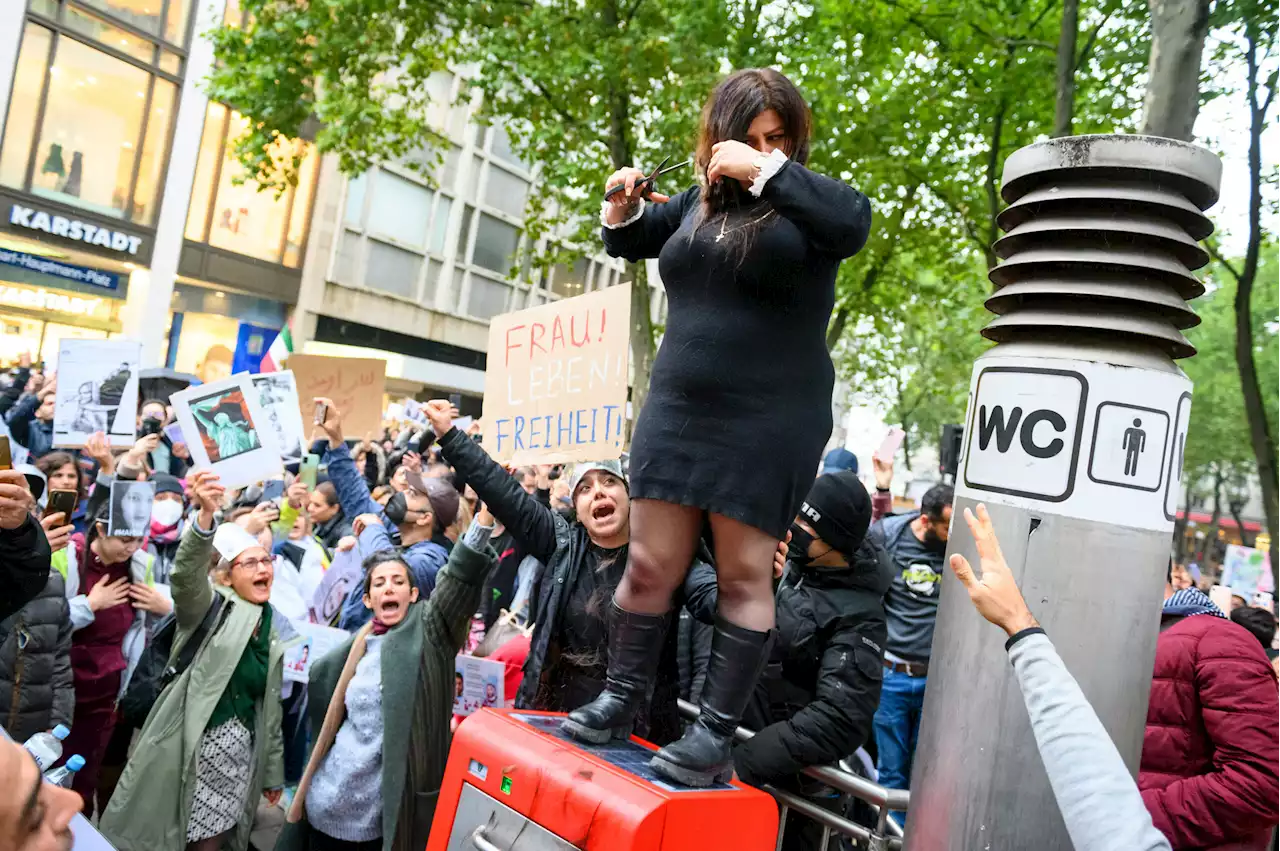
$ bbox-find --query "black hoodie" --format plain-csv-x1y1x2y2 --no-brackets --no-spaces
683,535,893,786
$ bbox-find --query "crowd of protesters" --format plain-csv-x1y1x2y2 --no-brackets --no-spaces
0,343,1276,851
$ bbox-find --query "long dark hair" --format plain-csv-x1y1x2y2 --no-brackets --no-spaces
693,69,812,251
36,451,87,501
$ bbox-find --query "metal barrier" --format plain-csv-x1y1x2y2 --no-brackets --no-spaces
677,699,908,850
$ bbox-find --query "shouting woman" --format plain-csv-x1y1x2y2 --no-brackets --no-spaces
564,68,872,787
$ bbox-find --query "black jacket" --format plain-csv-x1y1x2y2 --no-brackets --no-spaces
1,516,53,622
437,428,685,744
314,511,353,555
684,537,893,786
0,570,74,741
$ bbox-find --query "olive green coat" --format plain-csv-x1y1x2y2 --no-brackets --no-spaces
100,523,285,851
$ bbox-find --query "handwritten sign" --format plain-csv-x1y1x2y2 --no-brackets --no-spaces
483,284,631,464
288,354,387,439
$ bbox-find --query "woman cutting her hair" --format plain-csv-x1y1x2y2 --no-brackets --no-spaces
564,68,872,787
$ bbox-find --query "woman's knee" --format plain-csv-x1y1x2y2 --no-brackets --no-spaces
716,569,774,609
621,539,685,599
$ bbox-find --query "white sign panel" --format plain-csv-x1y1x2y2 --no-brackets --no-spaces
53,339,142,449
956,355,1192,533
170,372,283,490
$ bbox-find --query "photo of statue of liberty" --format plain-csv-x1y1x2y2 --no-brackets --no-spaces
189,389,261,462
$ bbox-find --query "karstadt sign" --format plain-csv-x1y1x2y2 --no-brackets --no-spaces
8,204,143,255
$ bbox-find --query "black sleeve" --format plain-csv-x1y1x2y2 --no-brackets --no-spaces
437,428,557,563
732,621,885,786
0,516,52,621
600,187,699,263
759,161,872,258
0,367,29,418
680,559,718,625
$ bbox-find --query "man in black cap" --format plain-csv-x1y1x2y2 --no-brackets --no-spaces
684,471,892,850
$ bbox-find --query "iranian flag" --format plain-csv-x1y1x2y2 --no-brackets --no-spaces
260,320,294,372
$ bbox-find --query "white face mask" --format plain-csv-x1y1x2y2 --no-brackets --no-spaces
151,500,184,527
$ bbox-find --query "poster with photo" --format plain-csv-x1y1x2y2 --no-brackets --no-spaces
53,339,142,449
282,621,350,684
252,371,307,463
309,546,363,624
108,480,155,537
171,372,283,489
452,655,506,717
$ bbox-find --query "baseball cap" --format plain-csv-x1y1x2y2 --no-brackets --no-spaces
404,470,459,528
821,448,859,476
571,460,628,498
798,471,872,558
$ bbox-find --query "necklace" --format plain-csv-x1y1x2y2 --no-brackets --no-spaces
715,209,775,243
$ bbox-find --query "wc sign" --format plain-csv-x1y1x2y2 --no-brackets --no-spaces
962,366,1088,503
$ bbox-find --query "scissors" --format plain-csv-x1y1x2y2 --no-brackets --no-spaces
604,156,691,201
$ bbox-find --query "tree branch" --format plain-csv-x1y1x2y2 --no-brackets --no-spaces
1074,7,1115,72
1205,238,1243,284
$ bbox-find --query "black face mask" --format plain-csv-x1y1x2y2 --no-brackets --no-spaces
788,523,833,567
384,492,420,526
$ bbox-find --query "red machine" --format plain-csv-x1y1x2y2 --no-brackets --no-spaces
427,709,779,851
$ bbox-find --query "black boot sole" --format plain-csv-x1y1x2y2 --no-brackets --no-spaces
648,754,733,787
561,717,632,745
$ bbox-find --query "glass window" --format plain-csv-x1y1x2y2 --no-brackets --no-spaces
343,172,367,228
206,113,290,262
164,0,193,45
64,6,156,64
130,77,175,224
484,166,528,219
456,204,474,256
367,170,432,247
472,122,488,149
366,239,421,299
472,213,518,274
429,195,452,254
423,258,442,304
28,36,150,219
0,24,52,190
491,125,527,170
467,275,510,320
78,0,164,36
185,102,226,241
425,72,453,129
434,144,461,191
283,148,317,267
158,50,181,74
463,154,483,199
550,257,589,298
29,0,57,17
333,229,361,285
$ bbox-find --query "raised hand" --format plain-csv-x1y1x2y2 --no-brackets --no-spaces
947,504,1039,637
0,470,34,530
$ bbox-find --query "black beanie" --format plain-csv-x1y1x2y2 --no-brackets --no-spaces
798,471,872,558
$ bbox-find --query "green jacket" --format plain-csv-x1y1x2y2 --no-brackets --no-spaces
277,537,494,851
99,522,286,851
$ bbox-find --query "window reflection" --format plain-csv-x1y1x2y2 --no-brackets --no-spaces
472,213,518,275
0,24,52,190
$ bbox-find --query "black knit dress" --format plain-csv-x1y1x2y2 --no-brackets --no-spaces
602,160,872,539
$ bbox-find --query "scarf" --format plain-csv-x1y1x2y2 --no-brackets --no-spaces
207,604,274,731
148,517,182,546
1163,587,1227,619
371,618,391,635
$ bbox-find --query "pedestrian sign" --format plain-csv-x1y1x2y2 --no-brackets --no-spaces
1087,403,1170,491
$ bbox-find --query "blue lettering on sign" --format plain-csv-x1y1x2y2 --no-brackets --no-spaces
494,404,628,456
0,247,121,291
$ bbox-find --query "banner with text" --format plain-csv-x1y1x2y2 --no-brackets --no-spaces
482,284,630,465
288,353,387,439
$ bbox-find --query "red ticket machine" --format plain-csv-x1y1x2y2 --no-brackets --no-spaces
427,709,779,851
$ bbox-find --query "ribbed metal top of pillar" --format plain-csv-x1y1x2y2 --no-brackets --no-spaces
986,134,1222,359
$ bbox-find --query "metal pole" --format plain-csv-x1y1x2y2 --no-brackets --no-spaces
906,135,1221,849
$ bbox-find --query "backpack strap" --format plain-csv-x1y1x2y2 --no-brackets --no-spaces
168,594,227,684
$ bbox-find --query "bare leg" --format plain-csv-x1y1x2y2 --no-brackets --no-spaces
707,513,781,631
614,498,704,614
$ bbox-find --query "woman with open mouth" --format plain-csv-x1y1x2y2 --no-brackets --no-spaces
100,470,287,851
278,516,497,851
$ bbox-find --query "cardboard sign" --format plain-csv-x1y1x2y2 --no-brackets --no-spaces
288,354,387,439
1220,545,1274,600
53,339,142,449
482,284,631,464
171,372,283,489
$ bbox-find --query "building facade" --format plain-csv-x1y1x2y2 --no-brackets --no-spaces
0,0,318,381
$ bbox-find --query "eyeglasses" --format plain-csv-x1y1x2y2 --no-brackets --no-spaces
233,557,273,571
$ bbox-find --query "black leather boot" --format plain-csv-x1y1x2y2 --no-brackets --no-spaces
649,616,774,787
562,602,672,744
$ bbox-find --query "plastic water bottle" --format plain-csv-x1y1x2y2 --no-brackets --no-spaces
22,724,70,771
43,754,84,787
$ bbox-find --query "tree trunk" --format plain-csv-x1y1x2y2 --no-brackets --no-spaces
1173,476,1194,562
1234,27,1280,588
1139,0,1211,140
1204,467,1224,574
628,260,654,439
901,423,913,473
1053,0,1079,137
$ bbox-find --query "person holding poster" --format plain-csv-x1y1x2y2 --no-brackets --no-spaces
279,520,496,851
566,68,871,786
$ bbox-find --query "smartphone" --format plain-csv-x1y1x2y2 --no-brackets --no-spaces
262,479,286,502
876,427,907,463
44,489,78,521
299,453,319,490
164,422,185,444
140,416,163,437
0,435,10,471
313,401,328,426
448,393,462,410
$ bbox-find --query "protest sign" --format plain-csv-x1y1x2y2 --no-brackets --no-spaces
310,546,363,624
108,480,154,537
482,284,631,464
453,654,507,716
171,372,283,489
288,353,387,438
53,339,141,448
283,621,350,684
1220,544,1274,600
252,371,307,463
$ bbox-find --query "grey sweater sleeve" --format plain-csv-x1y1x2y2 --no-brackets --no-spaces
1008,632,1170,851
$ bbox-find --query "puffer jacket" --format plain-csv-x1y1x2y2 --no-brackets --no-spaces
1139,612,1280,849
0,571,74,742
